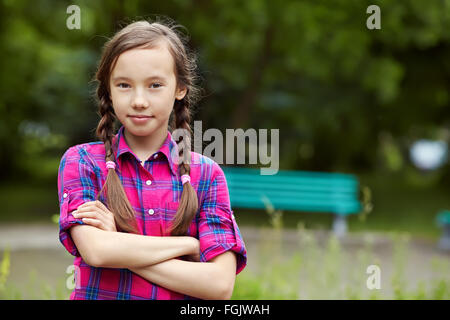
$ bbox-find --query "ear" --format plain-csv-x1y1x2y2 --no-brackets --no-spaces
175,85,188,101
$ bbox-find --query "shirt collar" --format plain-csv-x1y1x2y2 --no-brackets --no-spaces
112,125,179,177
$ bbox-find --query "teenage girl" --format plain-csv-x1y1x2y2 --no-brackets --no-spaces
57,19,247,300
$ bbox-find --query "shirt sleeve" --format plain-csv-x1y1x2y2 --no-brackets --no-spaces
57,146,98,257
197,162,247,274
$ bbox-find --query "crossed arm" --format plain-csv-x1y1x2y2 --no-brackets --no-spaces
69,201,237,300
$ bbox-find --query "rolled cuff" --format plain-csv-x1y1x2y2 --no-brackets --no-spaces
58,189,86,257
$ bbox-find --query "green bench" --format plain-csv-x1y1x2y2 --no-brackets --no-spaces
436,210,450,250
223,167,369,237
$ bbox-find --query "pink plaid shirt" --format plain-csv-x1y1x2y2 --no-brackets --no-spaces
57,125,247,300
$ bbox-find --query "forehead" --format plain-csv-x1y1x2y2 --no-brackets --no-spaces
111,43,176,80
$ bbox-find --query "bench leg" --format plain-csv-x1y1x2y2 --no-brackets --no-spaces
438,224,450,251
332,215,347,238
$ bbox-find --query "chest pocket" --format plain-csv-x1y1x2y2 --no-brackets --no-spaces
164,202,198,238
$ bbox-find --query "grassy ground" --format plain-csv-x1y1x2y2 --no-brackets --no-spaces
1,225,449,300
231,226,450,299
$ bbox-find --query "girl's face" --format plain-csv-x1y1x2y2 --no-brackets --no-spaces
109,42,186,140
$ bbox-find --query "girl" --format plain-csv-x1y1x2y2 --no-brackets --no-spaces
57,19,247,300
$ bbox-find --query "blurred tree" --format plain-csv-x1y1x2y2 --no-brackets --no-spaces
0,0,449,185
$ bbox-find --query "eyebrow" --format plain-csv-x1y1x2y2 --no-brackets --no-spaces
111,76,167,82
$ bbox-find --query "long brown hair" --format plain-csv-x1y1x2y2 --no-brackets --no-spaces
93,18,200,235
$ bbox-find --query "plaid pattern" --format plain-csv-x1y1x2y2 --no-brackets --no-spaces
57,125,247,300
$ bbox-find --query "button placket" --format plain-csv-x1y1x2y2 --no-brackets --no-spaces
145,178,153,216
141,166,154,218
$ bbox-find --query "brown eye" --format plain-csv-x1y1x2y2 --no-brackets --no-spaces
151,83,162,89
118,83,130,88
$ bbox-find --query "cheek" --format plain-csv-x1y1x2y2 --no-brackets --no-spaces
153,93,176,112
110,89,121,101
110,91,128,108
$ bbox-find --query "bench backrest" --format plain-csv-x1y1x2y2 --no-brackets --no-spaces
437,210,450,225
222,167,361,215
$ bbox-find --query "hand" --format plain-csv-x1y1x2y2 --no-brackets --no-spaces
72,200,117,232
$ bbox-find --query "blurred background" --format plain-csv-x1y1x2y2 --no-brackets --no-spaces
0,0,449,299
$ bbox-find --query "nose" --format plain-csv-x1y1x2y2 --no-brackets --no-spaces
131,89,149,109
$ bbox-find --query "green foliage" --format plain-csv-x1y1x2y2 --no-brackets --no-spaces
0,181,58,222
0,0,450,180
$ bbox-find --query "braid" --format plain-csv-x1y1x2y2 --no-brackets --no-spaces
95,91,139,234
173,99,192,173
96,96,116,161
168,98,199,236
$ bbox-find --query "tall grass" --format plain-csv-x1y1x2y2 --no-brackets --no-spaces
232,210,450,300
0,248,70,300
0,211,449,299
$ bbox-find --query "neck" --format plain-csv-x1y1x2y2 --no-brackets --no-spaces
123,127,168,161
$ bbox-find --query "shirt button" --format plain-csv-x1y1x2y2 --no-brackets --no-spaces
63,193,68,199
148,209,154,215
146,180,152,186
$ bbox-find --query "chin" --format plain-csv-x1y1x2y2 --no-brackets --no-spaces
130,127,155,136
129,122,164,136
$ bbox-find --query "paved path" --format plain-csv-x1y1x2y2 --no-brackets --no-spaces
0,223,61,251
0,223,441,251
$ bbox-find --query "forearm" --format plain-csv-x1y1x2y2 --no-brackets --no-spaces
72,225,197,269
129,257,234,300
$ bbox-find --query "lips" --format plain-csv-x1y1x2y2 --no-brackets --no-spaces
129,115,153,118
128,115,154,125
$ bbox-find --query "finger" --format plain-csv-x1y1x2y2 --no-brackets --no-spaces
76,204,106,217
78,201,108,213
77,201,96,209
94,200,109,213
72,210,102,221
81,218,104,229
73,209,114,230
78,200,109,216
